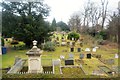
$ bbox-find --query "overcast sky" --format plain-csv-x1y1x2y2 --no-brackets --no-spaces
44,0,120,24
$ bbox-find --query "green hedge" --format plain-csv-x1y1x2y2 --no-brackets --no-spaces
11,41,26,50
67,32,80,41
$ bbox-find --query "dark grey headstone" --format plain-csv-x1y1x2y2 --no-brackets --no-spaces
87,54,91,59
78,48,81,52
70,48,74,52
65,60,74,65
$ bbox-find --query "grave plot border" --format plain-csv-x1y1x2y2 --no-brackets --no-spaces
60,66,85,75
98,66,114,76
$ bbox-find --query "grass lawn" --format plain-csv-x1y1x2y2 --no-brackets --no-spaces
2,50,28,68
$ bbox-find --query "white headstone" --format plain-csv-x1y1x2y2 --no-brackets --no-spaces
69,53,74,58
61,42,66,46
115,54,118,58
94,46,99,49
72,38,74,41
70,42,72,46
85,48,90,51
53,59,60,66
60,55,65,59
92,48,96,52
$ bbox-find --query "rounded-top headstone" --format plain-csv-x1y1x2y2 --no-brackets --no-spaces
85,48,90,51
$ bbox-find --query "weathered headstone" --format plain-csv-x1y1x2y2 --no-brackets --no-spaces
80,54,84,59
106,59,114,64
92,48,96,52
65,60,74,65
70,42,72,46
94,46,99,49
69,53,74,59
87,53,91,59
85,48,90,52
70,48,74,52
78,48,81,52
115,54,118,58
61,42,66,46
72,37,74,41
60,55,65,59
53,59,60,66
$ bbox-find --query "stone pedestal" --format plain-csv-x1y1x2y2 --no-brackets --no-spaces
26,40,43,73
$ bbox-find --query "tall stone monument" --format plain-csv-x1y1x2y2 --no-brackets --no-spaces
26,40,43,73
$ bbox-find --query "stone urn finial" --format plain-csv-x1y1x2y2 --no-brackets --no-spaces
33,40,37,48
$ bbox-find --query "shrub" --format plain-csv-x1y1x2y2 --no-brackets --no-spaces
44,41,56,51
67,32,80,41
11,40,19,45
1,37,5,46
11,41,26,50
99,31,107,40
95,30,107,40
97,39,104,45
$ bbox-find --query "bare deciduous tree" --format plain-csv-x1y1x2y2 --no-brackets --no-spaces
68,14,82,33
101,0,108,29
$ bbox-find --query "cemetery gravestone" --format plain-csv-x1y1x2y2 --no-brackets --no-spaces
72,38,74,41
60,55,65,59
115,54,118,58
53,59,60,66
70,48,74,52
26,40,43,73
106,59,114,65
69,53,74,59
92,48,96,52
87,54,91,59
85,48,90,52
70,42,72,46
61,42,66,46
80,54,84,59
65,60,74,65
78,48,81,52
